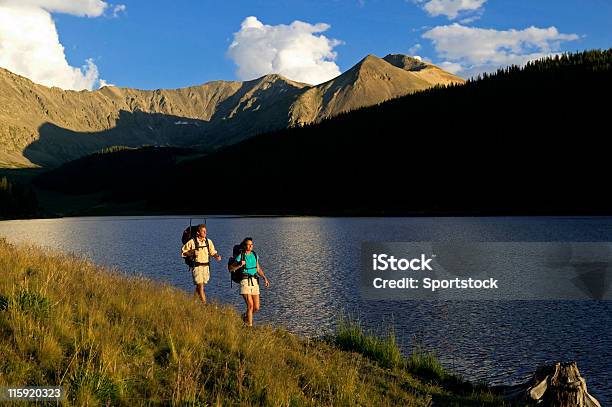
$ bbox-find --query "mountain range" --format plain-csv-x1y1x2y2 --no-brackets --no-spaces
30,49,612,216
0,54,463,168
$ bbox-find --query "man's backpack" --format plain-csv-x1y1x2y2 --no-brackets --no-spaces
182,226,210,268
181,226,198,245
228,244,258,284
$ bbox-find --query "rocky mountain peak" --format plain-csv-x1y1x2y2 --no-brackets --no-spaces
383,54,429,71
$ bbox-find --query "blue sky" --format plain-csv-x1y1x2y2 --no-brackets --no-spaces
1,0,611,90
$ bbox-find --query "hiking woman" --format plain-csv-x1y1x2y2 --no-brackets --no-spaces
230,237,270,326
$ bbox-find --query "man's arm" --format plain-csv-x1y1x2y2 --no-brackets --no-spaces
181,240,195,258
208,239,222,261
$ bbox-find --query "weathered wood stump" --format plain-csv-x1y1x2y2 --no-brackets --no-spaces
496,362,601,407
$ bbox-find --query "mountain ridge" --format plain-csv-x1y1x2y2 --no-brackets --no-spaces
0,54,464,167
30,49,612,216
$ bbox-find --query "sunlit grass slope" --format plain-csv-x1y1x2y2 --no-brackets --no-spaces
0,239,508,406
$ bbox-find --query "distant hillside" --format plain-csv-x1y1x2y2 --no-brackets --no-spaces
35,49,611,215
288,54,462,126
0,54,462,168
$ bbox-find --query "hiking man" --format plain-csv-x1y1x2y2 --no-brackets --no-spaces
229,237,270,326
181,224,221,304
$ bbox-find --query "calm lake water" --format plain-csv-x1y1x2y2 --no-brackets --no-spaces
0,216,610,403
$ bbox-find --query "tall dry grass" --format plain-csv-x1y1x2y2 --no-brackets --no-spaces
0,238,507,406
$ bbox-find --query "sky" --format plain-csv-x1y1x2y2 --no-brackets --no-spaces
0,0,610,90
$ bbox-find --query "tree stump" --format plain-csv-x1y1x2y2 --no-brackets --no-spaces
496,362,601,407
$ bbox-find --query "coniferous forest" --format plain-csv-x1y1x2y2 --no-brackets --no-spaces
34,49,612,215
0,177,38,218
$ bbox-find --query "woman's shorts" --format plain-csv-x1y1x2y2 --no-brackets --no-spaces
192,266,210,285
240,276,260,295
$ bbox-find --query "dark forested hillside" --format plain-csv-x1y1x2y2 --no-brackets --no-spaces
0,177,38,218
35,50,612,215
35,146,201,201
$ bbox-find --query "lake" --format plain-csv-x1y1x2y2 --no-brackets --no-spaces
0,216,610,403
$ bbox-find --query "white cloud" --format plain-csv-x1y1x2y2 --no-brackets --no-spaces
0,0,110,90
112,4,125,17
422,23,579,78
409,43,422,55
227,16,342,85
438,61,463,74
415,0,487,20
98,78,114,88
0,0,108,17
458,13,482,24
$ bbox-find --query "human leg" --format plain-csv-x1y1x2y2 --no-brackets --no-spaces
196,283,206,303
192,266,209,304
252,294,260,315
241,294,254,326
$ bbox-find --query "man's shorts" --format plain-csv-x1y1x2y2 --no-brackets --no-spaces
192,266,210,285
240,276,260,295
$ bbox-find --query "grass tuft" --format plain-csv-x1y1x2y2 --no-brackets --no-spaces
407,345,446,382
333,316,404,369
14,289,51,318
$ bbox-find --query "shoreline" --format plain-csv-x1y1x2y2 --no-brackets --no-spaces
4,213,612,222
0,239,509,406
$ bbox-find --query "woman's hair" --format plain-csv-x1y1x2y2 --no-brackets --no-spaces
241,237,253,249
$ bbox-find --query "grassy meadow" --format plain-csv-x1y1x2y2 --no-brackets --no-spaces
0,238,510,406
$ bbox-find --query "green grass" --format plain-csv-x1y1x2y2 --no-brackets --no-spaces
331,318,511,406
0,238,511,406
333,316,403,369
407,345,446,382
332,317,445,380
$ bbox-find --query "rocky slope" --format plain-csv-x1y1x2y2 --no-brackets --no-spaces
0,54,463,167
288,54,463,125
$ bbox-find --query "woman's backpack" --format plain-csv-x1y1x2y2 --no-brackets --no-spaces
228,243,258,284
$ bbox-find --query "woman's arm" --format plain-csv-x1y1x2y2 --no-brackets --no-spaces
257,263,270,287
228,254,245,273
228,261,243,273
